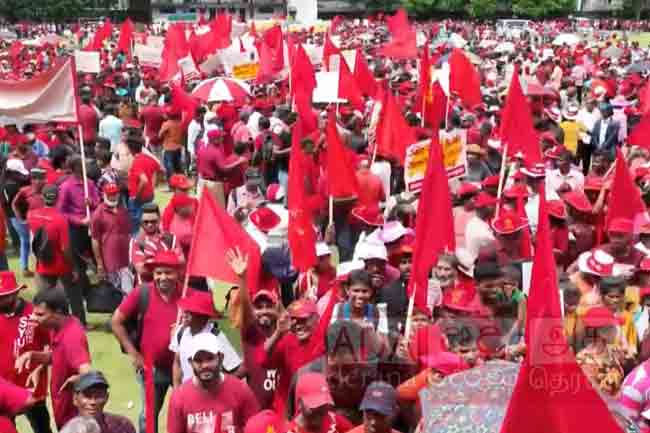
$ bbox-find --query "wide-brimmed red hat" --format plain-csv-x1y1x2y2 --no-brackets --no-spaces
456,182,480,198
504,183,529,200
351,205,384,226
249,207,281,233
144,250,184,270
608,217,633,234
562,190,593,213
473,192,498,209
169,174,193,190
103,183,119,196
583,306,620,328
178,290,220,317
481,175,500,189
548,200,567,219
577,249,614,277
0,271,25,296
491,210,528,234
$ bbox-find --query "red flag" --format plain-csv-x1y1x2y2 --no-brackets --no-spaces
287,33,298,66
116,18,135,57
85,19,112,51
186,190,262,294
606,149,646,227
500,190,622,433
338,61,364,110
379,30,417,59
159,24,191,82
9,41,23,60
291,43,316,100
425,81,448,129
255,39,276,83
323,35,341,71
416,46,431,117
330,15,343,34
386,8,410,39
449,48,482,108
262,25,284,72
407,132,455,311
211,13,232,49
326,109,360,199
170,83,200,132
353,49,377,98
640,81,650,115
628,113,650,148
500,66,542,164
375,85,417,165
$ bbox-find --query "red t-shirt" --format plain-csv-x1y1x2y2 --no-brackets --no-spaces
13,185,44,219
118,284,180,371
26,206,70,276
50,317,91,428
241,324,278,410
141,106,165,146
167,375,260,433
0,377,31,416
0,300,49,400
128,153,160,201
355,169,385,209
287,411,354,433
78,104,98,143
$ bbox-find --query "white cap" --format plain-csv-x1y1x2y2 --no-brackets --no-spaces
188,332,221,360
6,158,28,176
336,260,365,278
315,242,331,257
356,239,388,261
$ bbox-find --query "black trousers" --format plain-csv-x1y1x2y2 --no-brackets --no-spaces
577,140,591,176
22,401,52,433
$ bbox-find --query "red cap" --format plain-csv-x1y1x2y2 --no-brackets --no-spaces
0,271,25,296
351,205,384,226
547,200,567,219
456,182,480,197
295,372,334,409
473,192,498,209
640,257,650,272
266,183,286,202
582,306,619,328
481,175,500,189
252,289,279,305
491,210,528,234
504,183,529,199
562,190,593,213
244,410,287,433
103,182,119,196
169,174,193,190
608,217,633,234
287,298,318,318
144,250,184,270
249,207,281,233
178,290,220,318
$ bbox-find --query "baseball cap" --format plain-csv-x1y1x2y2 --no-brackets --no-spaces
287,298,318,318
244,410,287,433
295,372,334,410
252,289,279,305
188,332,221,360
359,381,398,417
74,371,109,392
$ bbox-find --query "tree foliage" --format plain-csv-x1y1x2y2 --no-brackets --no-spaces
511,0,574,17
466,0,499,18
403,0,466,16
0,0,96,22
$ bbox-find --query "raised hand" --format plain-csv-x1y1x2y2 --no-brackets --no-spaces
226,247,249,278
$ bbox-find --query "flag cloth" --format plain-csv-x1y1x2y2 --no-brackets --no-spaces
170,83,200,132
500,189,622,433
338,61,364,110
386,8,410,39
85,18,112,51
0,59,78,126
628,113,650,148
606,149,647,227
379,30,417,59
449,48,482,108
426,81,448,129
326,109,359,199
159,23,191,82
407,131,455,312
353,49,377,98
375,85,416,165
262,25,284,73
116,18,135,57
499,65,541,164
186,190,262,294
323,35,341,71
255,39,276,83
416,46,431,117
290,43,317,101
640,81,650,115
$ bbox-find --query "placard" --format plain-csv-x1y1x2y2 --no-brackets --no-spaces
74,50,100,74
232,62,260,81
133,43,162,67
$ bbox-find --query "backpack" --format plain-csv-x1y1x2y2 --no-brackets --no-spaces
175,322,222,346
120,284,150,354
32,227,55,264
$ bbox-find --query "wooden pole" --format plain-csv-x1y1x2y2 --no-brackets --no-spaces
495,141,509,214
77,125,90,220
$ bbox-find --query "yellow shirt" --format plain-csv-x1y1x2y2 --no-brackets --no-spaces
560,120,584,155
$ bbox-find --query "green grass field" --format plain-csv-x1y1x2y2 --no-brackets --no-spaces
14,187,242,433
628,32,650,47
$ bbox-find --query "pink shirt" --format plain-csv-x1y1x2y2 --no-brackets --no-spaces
618,360,650,425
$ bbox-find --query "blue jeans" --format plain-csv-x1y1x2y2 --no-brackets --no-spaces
163,149,182,180
128,198,150,235
10,217,30,270
136,367,171,433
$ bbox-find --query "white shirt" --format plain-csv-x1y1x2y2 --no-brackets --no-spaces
576,108,601,142
598,118,609,148
465,215,495,260
525,188,560,235
98,115,124,152
187,119,203,157
169,322,241,383
546,167,584,196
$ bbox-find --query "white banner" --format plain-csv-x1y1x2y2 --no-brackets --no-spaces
133,43,163,67
74,50,100,74
313,71,346,103
147,36,165,49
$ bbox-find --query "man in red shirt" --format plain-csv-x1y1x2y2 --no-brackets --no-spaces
0,271,51,433
12,167,45,221
127,135,161,234
16,288,91,429
77,90,98,144
355,159,386,209
197,129,246,207
140,95,165,149
167,332,260,433
0,378,39,433
111,250,184,433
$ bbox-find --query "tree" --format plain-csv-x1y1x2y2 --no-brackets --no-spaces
403,0,466,15
0,0,87,21
466,0,499,17
511,0,574,17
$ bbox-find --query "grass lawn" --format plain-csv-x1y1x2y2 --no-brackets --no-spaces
14,186,242,433
629,32,650,47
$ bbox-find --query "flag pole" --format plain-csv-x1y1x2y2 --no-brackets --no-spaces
444,97,450,130
329,195,334,226
496,141,509,214
77,125,90,220
404,292,415,340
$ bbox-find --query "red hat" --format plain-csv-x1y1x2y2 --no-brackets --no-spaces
351,205,384,226
548,200,567,219
456,182,480,198
473,192,498,209
252,289,279,305
419,351,469,376
608,217,633,234
244,410,287,433
544,145,565,160
249,207,281,233
577,249,614,277
0,271,25,296
169,174,193,190
491,210,528,234
640,286,650,299
144,250,184,270
266,183,286,201
295,372,333,409
102,183,119,196
178,290,220,317
640,257,650,272
562,190,593,213
582,306,620,328
481,175,500,189
287,298,318,318
83,74,93,83
207,129,225,141
504,183,529,199
584,176,604,191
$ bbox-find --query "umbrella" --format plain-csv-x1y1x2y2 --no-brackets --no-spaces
191,77,251,103
524,82,558,98
494,42,515,53
552,33,581,46
602,45,624,59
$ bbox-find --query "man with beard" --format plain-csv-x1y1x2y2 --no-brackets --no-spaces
356,240,399,294
600,218,642,266
226,248,280,409
167,333,259,433
377,245,412,335
111,250,183,433
71,371,135,433
0,271,51,433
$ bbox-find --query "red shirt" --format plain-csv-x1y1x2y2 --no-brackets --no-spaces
0,377,31,432
13,185,44,219
355,168,385,208
118,284,180,370
78,104,98,143
50,317,91,428
90,203,132,273
140,106,165,146
167,375,260,433
26,206,70,276
287,411,354,433
196,145,231,181
241,324,278,410
0,300,49,400
128,153,160,201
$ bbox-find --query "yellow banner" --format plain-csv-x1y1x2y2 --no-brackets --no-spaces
232,62,260,81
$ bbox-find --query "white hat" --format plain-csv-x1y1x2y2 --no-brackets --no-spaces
316,242,331,257
6,158,28,176
356,239,388,262
378,221,411,244
336,260,364,278
577,249,614,277
455,248,475,278
189,332,221,360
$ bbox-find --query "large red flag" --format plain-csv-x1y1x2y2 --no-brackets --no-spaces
326,109,360,199
255,39,276,83
330,15,343,34
606,149,647,227
116,18,135,57
500,190,622,433
407,131,455,311
425,81,448,129
85,19,112,51
416,46,431,117
9,41,23,60
170,83,200,132
338,61,364,110
353,49,377,98
628,113,650,149
379,30,417,59
262,25,284,73
386,8,410,39
323,35,341,71
375,85,417,165
159,23,191,82
186,190,262,294
290,43,317,101
449,48,482,108
499,66,541,164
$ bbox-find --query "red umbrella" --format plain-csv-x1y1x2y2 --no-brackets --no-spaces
191,77,251,104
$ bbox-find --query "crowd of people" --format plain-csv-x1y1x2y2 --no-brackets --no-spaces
2,11,650,433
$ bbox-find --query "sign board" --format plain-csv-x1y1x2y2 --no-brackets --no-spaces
134,44,162,67
404,130,467,192
74,50,100,74
313,71,345,103
232,62,260,81
147,36,165,49
177,56,200,79
302,44,323,65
